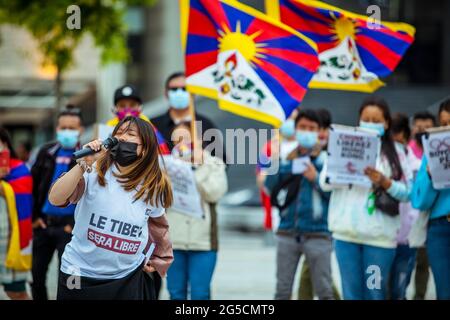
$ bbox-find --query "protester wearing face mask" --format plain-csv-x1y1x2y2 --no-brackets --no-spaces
319,97,412,300
151,72,227,298
265,109,333,300
165,123,227,300
296,108,341,300
404,111,435,300
107,85,170,155
30,106,83,300
411,99,450,300
387,113,428,300
48,116,173,300
151,72,226,163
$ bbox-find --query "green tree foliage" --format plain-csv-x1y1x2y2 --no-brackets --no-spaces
0,0,156,111
0,0,156,70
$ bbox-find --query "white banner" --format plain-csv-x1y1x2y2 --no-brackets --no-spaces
422,126,450,190
161,155,204,218
326,124,381,187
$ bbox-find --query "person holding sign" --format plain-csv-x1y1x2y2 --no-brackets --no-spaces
411,99,450,300
165,122,228,300
48,116,174,300
265,109,334,300
319,97,412,300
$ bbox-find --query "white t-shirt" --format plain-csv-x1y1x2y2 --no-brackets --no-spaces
60,165,164,279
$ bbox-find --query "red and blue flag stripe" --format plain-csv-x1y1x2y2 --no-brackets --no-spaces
184,0,320,123
4,158,33,250
278,0,415,78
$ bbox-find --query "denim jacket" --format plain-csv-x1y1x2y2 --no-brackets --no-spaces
265,151,330,235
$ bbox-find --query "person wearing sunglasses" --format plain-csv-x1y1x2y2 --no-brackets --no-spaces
151,72,226,163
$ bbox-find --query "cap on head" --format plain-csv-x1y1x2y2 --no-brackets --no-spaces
114,85,142,105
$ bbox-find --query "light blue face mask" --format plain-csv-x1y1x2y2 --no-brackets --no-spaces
168,89,190,110
359,121,385,136
57,129,79,149
280,119,295,138
296,130,318,149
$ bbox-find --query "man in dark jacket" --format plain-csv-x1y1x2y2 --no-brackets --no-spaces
30,107,84,300
151,72,226,163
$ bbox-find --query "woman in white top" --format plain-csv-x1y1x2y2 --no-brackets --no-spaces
319,97,412,300
48,116,173,300
166,122,228,300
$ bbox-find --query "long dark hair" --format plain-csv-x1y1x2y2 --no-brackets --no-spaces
96,116,173,208
0,127,18,159
359,97,403,180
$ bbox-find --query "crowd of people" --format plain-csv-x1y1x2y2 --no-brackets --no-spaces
0,70,449,300
259,97,450,300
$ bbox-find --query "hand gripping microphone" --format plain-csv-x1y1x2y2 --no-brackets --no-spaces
73,137,118,160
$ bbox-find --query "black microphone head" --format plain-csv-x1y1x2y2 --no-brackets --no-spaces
103,137,119,149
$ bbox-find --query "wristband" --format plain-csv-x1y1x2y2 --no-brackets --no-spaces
76,159,92,173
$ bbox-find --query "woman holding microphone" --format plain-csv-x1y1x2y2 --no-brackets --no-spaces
48,116,173,300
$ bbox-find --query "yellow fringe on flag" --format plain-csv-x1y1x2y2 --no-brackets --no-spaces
1,181,32,271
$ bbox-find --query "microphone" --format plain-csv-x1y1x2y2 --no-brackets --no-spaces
73,137,118,160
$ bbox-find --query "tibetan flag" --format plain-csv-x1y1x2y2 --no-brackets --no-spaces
3,158,33,271
181,0,319,127
266,0,415,92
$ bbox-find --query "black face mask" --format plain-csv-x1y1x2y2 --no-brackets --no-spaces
415,132,426,145
110,141,139,166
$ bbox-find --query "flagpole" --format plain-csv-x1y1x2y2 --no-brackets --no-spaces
188,93,199,163
265,0,280,20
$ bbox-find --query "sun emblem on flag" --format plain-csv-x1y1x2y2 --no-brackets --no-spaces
316,14,365,82
332,16,357,43
213,21,268,107
218,21,266,67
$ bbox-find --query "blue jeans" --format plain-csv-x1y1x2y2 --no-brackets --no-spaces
334,239,396,300
167,250,217,300
389,245,417,300
426,217,450,300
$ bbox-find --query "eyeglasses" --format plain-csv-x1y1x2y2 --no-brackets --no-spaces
168,86,186,92
59,108,81,117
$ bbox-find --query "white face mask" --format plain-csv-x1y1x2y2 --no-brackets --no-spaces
359,121,385,136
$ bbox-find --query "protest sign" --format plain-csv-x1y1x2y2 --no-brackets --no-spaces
292,156,311,174
422,126,450,190
161,155,204,218
326,124,381,187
